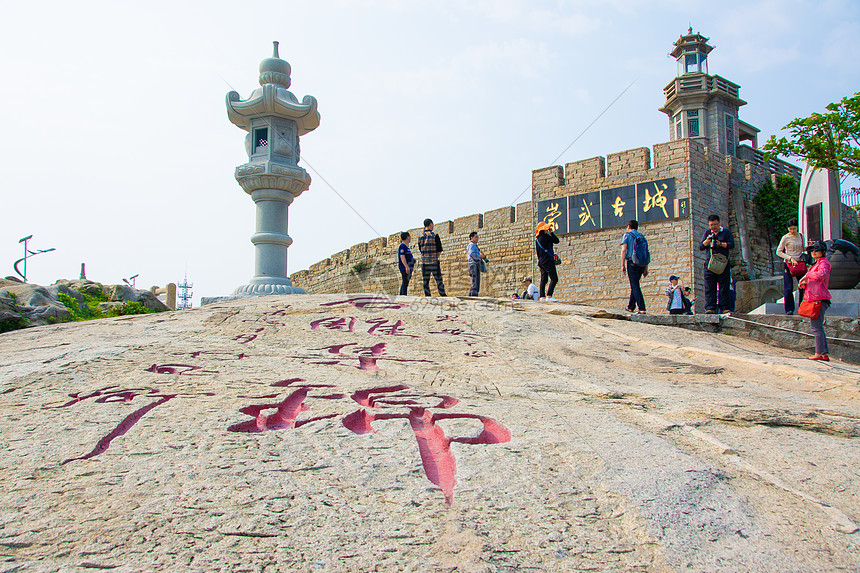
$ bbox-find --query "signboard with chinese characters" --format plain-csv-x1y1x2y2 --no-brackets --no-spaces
543,178,681,234
636,178,674,223
568,191,601,232
536,199,568,234
600,185,636,230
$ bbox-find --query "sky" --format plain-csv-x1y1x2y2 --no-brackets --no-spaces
2,0,858,305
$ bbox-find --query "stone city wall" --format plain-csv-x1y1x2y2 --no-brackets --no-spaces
292,139,812,313
290,202,535,298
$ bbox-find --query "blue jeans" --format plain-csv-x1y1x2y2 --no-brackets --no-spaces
782,262,804,314
810,300,831,355
626,260,646,312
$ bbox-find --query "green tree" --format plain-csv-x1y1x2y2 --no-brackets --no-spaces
755,175,800,248
763,92,860,184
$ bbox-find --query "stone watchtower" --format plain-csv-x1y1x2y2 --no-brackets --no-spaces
226,42,320,297
659,28,759,157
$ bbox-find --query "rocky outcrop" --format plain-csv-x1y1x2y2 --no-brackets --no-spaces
0,279,169,331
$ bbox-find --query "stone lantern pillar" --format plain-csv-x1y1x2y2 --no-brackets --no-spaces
226,42,320,296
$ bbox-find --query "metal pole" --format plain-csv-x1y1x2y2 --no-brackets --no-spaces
22,237,28,283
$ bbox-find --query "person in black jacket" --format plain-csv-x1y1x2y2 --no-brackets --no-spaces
535,222,560,301
698,214,735,314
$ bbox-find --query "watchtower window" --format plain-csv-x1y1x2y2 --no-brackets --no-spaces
685,53,698,74
725,115,735,156
687,109,699,137
674,114,683,139
253,128,269,154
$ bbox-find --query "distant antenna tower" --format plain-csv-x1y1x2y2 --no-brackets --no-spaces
177,273,193,310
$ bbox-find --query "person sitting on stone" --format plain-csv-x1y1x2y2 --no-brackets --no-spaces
521,277,539,301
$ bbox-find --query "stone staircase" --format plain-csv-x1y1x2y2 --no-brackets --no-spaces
750,289,860,317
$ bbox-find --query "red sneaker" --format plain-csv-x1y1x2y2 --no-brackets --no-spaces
808,355,830,361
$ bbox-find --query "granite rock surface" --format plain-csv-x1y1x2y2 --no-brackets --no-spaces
0,294,858,572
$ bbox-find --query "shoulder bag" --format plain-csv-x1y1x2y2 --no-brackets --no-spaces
798,299,821,319
707,251,728,274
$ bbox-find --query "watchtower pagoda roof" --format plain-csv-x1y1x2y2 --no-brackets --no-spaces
670,27,714,59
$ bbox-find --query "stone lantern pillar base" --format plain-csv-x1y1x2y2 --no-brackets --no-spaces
232,283,307,296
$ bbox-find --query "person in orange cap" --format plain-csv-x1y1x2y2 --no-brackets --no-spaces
535,222,560,301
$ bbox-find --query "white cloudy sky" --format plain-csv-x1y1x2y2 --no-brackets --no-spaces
2,0,858,304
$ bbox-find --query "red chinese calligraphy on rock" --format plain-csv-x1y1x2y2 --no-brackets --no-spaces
293,342,433,371
311,316,357,332
145,364,219,376
183,351,249,361
319,296,409,310
46,386,214,465
364,317,419,338
228,383,343,433
342,385,511,507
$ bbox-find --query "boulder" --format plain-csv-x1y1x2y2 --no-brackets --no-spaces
108,284,169,311
3,285,56,308
21,302,71,324
135,290,169,312
109,284,137,303
0,279,166,331
46,283,85,305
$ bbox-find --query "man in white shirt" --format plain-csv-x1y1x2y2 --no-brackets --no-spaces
522,277,539,301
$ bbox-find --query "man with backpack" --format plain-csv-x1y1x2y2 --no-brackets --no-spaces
620,220,649,314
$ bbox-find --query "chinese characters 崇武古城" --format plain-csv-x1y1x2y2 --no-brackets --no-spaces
611,195,626,217
578,198,595,227
543,201,563,231
642,182,669,218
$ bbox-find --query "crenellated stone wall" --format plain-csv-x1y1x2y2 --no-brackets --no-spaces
291,140,813,313
290,202,535,298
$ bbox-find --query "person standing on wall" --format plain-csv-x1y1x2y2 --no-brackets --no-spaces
535,222,559,301
620,220,649,314
776,218,806,315
397,231,414,296
698,214,735,314
798,241,832,361
418,218,447,297
466,231,487,297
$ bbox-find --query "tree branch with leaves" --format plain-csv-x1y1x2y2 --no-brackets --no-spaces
763,92,860,183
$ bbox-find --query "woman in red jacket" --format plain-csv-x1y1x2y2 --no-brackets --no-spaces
798,242,832,361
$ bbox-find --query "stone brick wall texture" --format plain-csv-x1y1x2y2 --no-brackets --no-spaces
291,140,821,313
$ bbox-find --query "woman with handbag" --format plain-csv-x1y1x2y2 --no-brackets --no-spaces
776,218,806,315
535,222,560,301
797,242,832,361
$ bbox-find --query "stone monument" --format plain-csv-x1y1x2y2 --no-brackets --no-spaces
225,41,320,298
798,161,841,243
